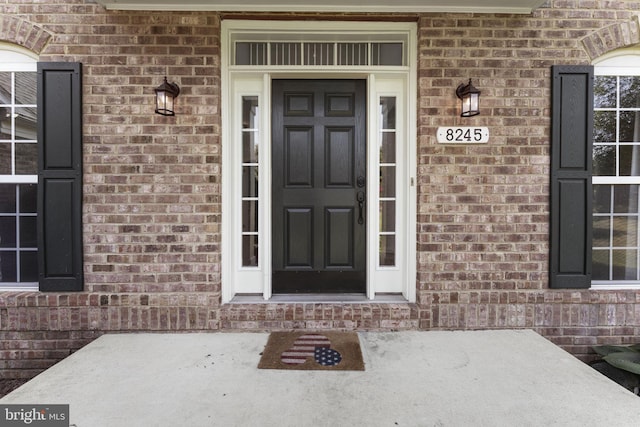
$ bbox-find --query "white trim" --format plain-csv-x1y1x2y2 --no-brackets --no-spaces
366,75,377,300
594,48,640,67
0,43,37,71
221,35,231,303
405,47,418,304
593,177,640,185
592,283,640,290
221,20,417,303
96,0,546,14
262,73,273,301
595,66,640,76
0,176,37,184
594,50,640,76
0,284,38,291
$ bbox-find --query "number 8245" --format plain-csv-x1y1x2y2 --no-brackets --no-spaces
437,127,488,144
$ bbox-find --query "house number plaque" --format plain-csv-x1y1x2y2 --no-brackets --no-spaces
437,127,489,144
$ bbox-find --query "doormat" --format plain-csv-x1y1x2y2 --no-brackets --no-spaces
258,331,365,371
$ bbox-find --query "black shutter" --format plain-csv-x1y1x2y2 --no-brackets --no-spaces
37,62,83,291
550,65,593,289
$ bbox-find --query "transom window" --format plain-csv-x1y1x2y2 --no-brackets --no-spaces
593,53,640,285
0,45,38,289
235,41,405,67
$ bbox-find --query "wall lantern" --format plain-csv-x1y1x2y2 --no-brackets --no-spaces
455,79,481,117
154,77,180,116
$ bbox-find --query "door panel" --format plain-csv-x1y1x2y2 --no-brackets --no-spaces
285,208,313,267
326,127,354,187
285,127,313,186
272,79,366,293
326,208,354,266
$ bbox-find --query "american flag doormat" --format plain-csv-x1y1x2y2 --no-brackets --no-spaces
258,332,365,371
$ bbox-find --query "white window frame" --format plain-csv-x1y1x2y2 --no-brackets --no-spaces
221,20,417,302
0,43,38,291
592,50,640,290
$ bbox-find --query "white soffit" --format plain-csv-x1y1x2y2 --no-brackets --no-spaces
95,0,548,14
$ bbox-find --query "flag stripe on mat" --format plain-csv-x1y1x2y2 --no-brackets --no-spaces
281,334,331,365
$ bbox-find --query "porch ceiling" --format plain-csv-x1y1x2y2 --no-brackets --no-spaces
95,0,548,14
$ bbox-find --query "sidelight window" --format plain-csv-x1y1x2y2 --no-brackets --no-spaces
379,96,397,267
241,96,260,267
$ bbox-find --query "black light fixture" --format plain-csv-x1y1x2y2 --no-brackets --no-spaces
455,78,481,117
154,77,180,116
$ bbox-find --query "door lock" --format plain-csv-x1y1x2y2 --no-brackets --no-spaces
357,176,366,188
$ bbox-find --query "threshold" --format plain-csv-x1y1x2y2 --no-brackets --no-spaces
229,293,407,304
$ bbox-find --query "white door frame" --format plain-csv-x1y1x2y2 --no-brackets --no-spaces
221,20,417,302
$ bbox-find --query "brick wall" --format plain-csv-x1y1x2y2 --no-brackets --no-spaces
1,0,640,380
414,2,640,360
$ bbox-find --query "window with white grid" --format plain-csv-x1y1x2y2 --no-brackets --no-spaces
593,55,640,285
0,46,38,288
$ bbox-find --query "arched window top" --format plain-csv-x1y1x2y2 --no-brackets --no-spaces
0,42,37,72
594,49,640,75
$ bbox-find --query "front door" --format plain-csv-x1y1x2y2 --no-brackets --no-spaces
272,80,367,293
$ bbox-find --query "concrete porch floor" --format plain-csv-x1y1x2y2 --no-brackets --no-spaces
2,330,640,426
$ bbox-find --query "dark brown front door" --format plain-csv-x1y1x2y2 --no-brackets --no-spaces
272,80,366,293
